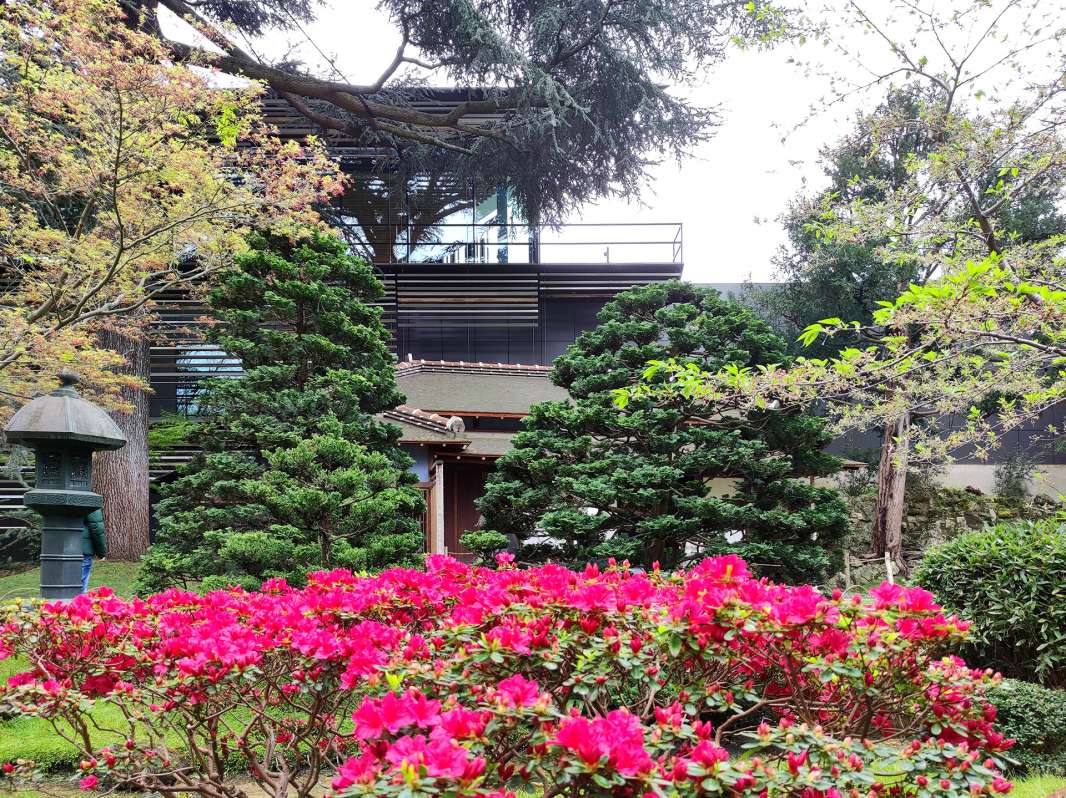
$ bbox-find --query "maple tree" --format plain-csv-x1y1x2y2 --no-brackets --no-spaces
0,0,343,412
0,0,343,557
622,0,1066,568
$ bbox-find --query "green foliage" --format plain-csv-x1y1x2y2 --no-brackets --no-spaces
460,530,511,563
994,454,1036,503
477,281,849,582
837,449,879,498
147,412,197,451
988,679,1066,776
162,0,789,226
915,520,1066,687
138,229,423,593
744,85,1065,361
903,454,947,499
743,88,937,357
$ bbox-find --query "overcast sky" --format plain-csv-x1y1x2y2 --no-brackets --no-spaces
166,2,1048,283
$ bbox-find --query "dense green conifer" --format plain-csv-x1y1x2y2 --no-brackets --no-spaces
473,281,848,582
138,230,422,592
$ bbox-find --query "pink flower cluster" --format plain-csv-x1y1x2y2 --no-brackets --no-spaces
553,710,654,775
0,555,1011,798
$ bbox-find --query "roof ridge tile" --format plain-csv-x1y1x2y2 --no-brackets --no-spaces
394,358,552,375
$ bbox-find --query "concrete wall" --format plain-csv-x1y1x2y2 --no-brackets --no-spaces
935,463,1066,497
829,463,1066,498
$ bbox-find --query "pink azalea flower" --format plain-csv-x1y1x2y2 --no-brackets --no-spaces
552,710,653,775
78,775,98,791
495,674,541,707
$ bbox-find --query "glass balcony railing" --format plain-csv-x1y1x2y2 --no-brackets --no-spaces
338,222,683,266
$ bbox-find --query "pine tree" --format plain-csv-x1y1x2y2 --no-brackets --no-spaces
137,230,423,593
473,281,849,583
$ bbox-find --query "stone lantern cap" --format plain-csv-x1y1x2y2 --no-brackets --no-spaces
4,371,126,450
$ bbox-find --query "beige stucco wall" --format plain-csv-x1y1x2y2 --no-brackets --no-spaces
934,463,1066,498
710,464,1066,499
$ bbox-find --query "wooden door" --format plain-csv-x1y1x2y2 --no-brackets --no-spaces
443,462,493,562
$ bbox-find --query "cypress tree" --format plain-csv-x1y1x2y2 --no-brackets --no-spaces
137,229,422,592
472,281,849,583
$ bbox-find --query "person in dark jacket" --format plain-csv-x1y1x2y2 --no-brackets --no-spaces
81,509,107,593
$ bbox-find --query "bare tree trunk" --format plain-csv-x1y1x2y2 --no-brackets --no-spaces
872,413,910,569
91,329,151,560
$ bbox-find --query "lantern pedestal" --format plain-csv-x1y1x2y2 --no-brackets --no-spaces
25,489,103,601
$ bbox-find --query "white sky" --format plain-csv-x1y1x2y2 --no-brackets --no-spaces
166,1,1054,283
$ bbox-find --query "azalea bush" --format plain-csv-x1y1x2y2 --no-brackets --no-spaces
0,555,1014,798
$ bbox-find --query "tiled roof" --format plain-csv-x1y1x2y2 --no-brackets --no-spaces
381,404,465,435
461,431,517,457
395,360,567,416
395,359,553,377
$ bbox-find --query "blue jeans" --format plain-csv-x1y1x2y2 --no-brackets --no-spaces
81,555,93,594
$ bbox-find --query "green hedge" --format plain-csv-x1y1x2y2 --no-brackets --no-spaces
914,519,1066,686
989,679,1066,776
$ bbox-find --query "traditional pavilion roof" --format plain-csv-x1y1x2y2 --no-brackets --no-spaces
379,403,470,447
394,360,566,417
382,404,466,434
380,360,569,456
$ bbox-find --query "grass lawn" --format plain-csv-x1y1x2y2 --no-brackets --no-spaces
0,560,142,770
1011,775,1066,798
0,655,147,772
0,561,140,600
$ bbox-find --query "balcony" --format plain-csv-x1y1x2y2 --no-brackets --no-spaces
338,222,683,267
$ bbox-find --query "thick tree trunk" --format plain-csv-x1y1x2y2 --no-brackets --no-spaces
91,329,151,560
872,413,910,569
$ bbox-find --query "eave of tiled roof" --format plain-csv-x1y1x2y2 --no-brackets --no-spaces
381,404,465,435
394,360,567,416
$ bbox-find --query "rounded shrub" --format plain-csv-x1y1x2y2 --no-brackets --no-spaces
914,519,1066,686
989,679,1066,775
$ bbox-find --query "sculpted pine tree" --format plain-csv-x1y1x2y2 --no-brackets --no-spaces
137,230,423,593
473,281,848,582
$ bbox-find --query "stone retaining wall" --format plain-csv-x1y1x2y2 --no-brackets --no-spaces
840,487,1062,585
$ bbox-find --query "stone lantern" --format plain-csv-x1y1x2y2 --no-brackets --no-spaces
3,372,126,600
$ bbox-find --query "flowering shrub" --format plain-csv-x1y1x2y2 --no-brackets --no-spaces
0,555,1013,798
